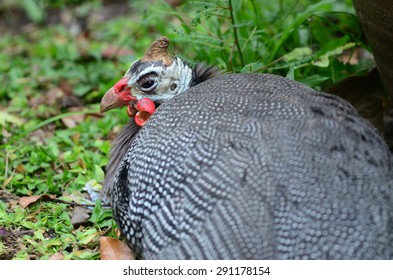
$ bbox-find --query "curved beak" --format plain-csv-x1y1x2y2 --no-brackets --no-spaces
100,77,135,113
100,87,124,113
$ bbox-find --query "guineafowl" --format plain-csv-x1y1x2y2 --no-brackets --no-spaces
101,37,393,259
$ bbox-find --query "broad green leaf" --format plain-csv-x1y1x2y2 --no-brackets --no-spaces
286,65,295,80
283,47,313,62
77,228,99,245
34,230,45,241
19,0,45,23
47,139,59,159
93,165,105,182
312,55,330,67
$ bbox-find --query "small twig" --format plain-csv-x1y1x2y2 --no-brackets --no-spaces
209,13,230,19
51,198,110,208
280,0,301,27
254,56,285,72
216,5,230,10
250,0,260,27
2,170,15,189
241,25,257,53
52,198,95,207
4,151,8,181
228,0,245,67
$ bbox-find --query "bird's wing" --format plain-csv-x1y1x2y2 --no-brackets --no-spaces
112,73,393,259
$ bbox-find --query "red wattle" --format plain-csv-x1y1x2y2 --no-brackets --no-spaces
134,113,145,126
133,98,156,127
135,98,156,114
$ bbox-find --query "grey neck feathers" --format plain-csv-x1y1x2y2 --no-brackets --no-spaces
192,63,222,86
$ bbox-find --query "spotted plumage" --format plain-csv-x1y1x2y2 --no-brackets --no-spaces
108,73,393,259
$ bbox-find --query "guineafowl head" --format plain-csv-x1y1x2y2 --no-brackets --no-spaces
100,37,220,126
100,37,191,125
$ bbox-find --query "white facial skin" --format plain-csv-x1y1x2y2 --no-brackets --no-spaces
124,57,193,103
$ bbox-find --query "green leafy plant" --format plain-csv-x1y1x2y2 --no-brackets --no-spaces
146,0,367,89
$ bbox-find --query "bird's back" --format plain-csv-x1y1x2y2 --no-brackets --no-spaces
111,73,393,259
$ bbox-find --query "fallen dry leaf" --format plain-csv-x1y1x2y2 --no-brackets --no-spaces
71,206,91,226
49,252,65,260
58,80,74,95
61,107,86,128
338,47,374,65
100,236,135,260
19,195,56,209
15,163,25,173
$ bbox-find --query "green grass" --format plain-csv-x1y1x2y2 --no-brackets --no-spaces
0,0,373,259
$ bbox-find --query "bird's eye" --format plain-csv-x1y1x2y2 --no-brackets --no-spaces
137,73,158,93
141,80,155,89
170,82,177,91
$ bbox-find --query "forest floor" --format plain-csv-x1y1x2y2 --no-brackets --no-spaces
0,1,138,260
